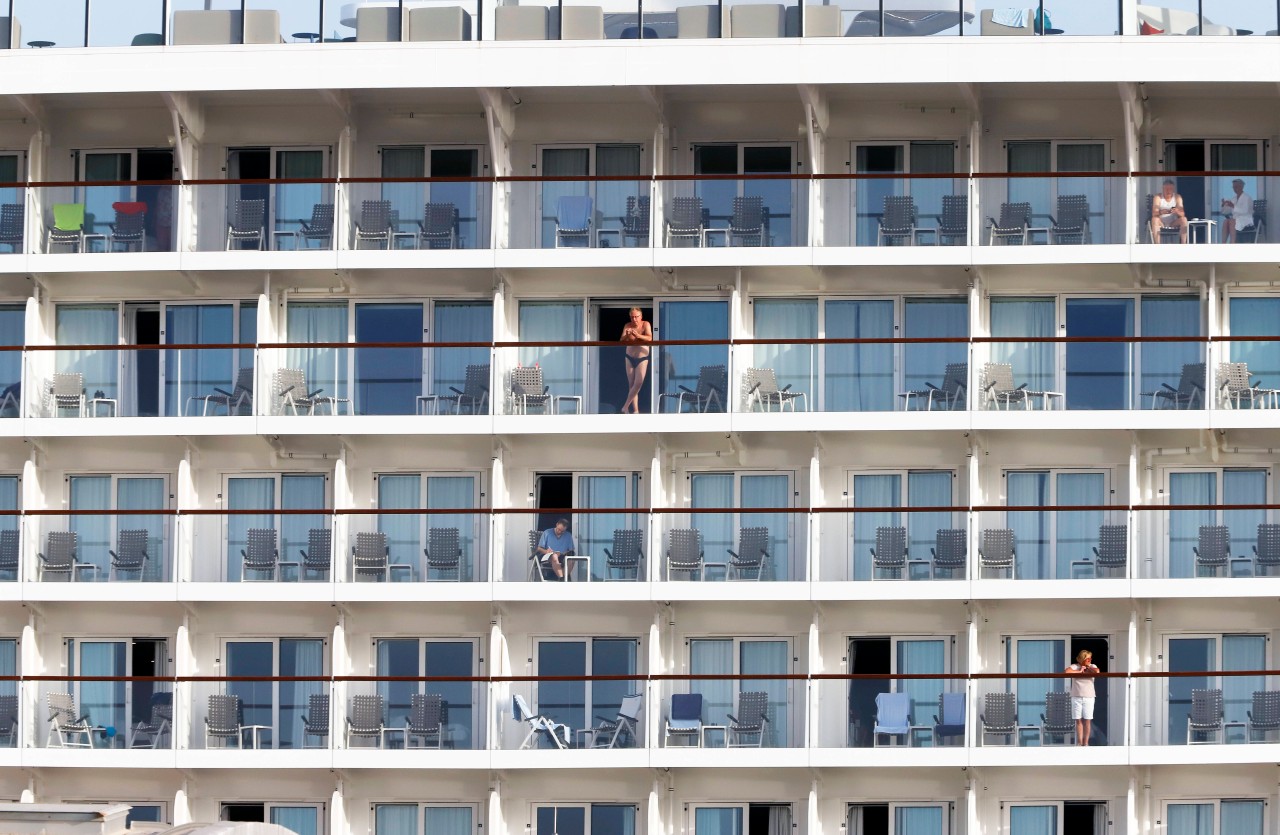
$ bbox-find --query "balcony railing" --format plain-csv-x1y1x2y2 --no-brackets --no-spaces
4,171,1280,254
14,668,1280,751
31,0,1280,45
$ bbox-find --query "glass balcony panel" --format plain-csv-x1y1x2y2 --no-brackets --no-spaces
659,178,807,248
721,0,800,37
0,184,22,251
89,0,164,47
504,512,649,582
799,0,878,37
503,681,647,749
490,0,557,40
33,184,179,254
169,0,242,45
192,678,332,750
1135,662,1268,746
346,180,490,251
191,512,333,583
660,511,803,581
1201,0,1275,35
975,507,1126,580
0,513,17,582
1138,492,1277,580
965,0,1114,35
642,0,721,37
34,514,172,583
973,674,1123,747
509,179,649,250
1135,0,1207,35
658,676,800,747
10,0,85,48
346,511,487,582
346,679,484,749
38,678,173,749
817,507,967,582
816,676,963,748
267,181,336,250
558,0,640,38
1140,174,1266,243
979,176,1123,245
243,0,318,44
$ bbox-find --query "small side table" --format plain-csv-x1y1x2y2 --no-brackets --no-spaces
382,727,406,749
88,398,117,418
1188,218,1216,244
27,40,55,48
242,725,272,749
1025,226,1051,245
555,395,583,414
271,230,297,250
83,233,108,253
701,724,727,748
596,229,621,248
564,555,590,582
702,228,729,248
416,395,439,415
292,32,321,43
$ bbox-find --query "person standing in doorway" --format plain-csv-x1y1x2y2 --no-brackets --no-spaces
619,307,652,414
1065,649,1100,746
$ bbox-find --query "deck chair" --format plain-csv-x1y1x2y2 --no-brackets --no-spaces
508,366,554,414
51,372,86,417
743,367,806,412
275,367,349,416
297,202,335,249
1236,198,1267,243
1146,193,1183,243
665,196,705,247
47,204,86,252
1144,363,1204,409
659,364,726,413
353,531,412,582
871,526,909,580
979,362,1030,410
300,693,330,748
1040,691,1076,745
225,198,265,250
604,528,644,580
128,695,172,749
900,362,967,411
346,694,388,748
727,526,770,581
437,364,489,415
47,692,93,748
108,528,149,581
418,202,459,249
931,528,967,579
1247,690,1280,743
354,199,394,249
1049,194,1091,244
0,203,23,253
527,529,552,582
664,693,703,747
1218,362,1278,409
424,527,462,581
1081,524,1128,578
299,528,332,581
204,693,246,748
728,691,770,747
979,528,1015,578
622,195,650,247
933,692,965,746
980,691,1017,745
0,529,18,580
666,528,716,580
728,196,767,247
514,693,568,749
1187,688,1224,744
107,202,147,252
0,694,19,747
406,693,447,748
987,201,1032,245
0,383,17,417
872,691,911,747
39,531,96,582
187,367,254,416
241,528,283,581
938,194,968,246
1254,523,1280,577
877,195,918,246
1193,525,1231,577
587,693,644,748
555,195,593,248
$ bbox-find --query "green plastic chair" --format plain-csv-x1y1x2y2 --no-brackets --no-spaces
47,204,85,252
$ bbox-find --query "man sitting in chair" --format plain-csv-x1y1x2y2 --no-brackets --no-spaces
1222,178,1255,243
537,518,576,581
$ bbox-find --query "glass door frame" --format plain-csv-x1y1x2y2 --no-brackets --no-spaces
66,636,169,747
846,468,960,581
1161,466,1271,579
586,298,653,415
1159,798,1267,835
373,470,486,581
1002,801,1110,835
572,470,643,580
157,300,255,417
847,802,952,835
1000,467,1112,579
372,637,483,750
531,636,642,736
688,470,797,580
219,471,330,581
1162,139,1266,228
534,143,648,248
1160,632,1268,746
686,636,795,746
219,801,326,833
814,296,899,412
67,472,172,580
379,144,489,248
688,142,800,247
218,637,328,751
851,141,961,247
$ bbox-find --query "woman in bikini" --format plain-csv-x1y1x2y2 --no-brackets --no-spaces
620,307,652,414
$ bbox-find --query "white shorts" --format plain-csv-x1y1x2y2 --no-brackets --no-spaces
1072,696,1095,720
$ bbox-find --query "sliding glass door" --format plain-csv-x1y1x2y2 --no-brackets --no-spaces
1005,470,1108,579
224,638,325,749
69,474,169,580
1167,469,1267,578
1166,634,1265,745
689,638,791,746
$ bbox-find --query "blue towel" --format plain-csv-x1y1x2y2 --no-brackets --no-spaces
991,8,1025,27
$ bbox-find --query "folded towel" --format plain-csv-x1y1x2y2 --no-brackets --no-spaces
991,8,1026,27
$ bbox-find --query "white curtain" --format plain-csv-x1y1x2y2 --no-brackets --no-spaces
426,807,474,835
540,148,590,247
991,297,1055,396
579,475,627,581
824,300,894,412
270,807,319,835
55,305,119,405
1009,806,1056,835
78,641,126,744
908,471,952,572
428,476,477,580
376,806,419,835
740,474,788,581
1007,142,1052,223
1220,801,1264,835
1168,472,1215,579
1223,469,1266,568
286,302,349,408
695,808,742,835
689,639,733,727
1007,471,1050,579
1055,472,1105,579
0,477,15,543
896,640,945,729
274,150,324,236
766,807,790,835
903,299,967,395
852,474,900,581
379,474,422,578
895,806,943,835
165,304,234,418
0,307,20,409
1166,805,1213,835
227,477,275,582
432,302,492,403
0,639,15,703
1014,639,1065,730
1222,634,1266,739
691,474,733,578
69,475,112,578
279,639,324,750
753,299,817,402
518,302,582,401
1140,295,1201,400
281,474,327,579
381,147,426,234
1229,297,1280,385
117,476,167,581
740,640,788,747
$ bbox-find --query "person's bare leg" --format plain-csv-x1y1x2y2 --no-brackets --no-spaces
1151,219,1161,243
621,359,638,413
550,554,563,579
624,358,649,414
1225,219,1236,243
1081,718,1091,746
1075,718,1085,745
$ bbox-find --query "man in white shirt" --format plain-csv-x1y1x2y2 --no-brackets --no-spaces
1223,178,1255,243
